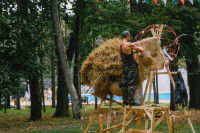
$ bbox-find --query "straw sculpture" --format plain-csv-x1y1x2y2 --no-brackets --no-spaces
81,37,165,98
134,37,165,81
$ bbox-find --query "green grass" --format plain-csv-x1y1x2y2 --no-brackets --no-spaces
0,104,199,133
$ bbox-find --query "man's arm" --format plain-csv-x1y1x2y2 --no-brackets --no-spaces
126,42,144,52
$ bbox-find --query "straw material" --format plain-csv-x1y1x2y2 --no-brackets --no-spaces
81,38,122,98
81,37,165,98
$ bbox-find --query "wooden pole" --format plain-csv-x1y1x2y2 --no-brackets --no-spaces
148,71,154,105
122,107,127,133
183,108,195,133
99,114,103,133
106,100,112,133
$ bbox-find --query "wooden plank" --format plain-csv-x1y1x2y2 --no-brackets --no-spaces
165,66,176,91
148,71,154,105
154,112,166,128
125,112,139,129
142,74,151,105
144,109,152,121
154,72,177,75
170,115,175,133
138,110,144,130
125,109,135,120
165,109,172,133
122,107,127,133
102,123,123,132
127,129,163,133
151,110,155,133
145,119,149,130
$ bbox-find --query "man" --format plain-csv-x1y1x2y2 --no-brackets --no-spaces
118,31,144,106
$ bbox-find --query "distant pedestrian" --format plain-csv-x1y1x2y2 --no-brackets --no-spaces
24,91,29,103
47,88,52,102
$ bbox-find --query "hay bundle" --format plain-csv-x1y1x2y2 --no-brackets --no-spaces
81,37,165,98
81,38,122,98
134,37,165,81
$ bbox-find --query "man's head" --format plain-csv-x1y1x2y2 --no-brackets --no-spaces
122,31,132,39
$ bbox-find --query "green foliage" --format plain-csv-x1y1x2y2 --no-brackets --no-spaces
0,1,54,108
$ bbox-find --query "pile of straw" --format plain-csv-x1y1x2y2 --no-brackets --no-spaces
81,38,122,98
81,37,165,98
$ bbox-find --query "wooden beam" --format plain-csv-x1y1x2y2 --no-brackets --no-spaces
106,100,112,133
148,71,154,105
183,108,195,133
102,123,123,132
154,72,177,75
99,115,103,133
142,73,151,105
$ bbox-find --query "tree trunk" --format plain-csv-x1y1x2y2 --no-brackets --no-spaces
41,69,46,113
187,55,200,109
29,77,42,121
51,0,81,119
67,33,75,64
170,58,178,111
74,8,82,108
51,49,56,108
53,56,70,117
6,94,10,108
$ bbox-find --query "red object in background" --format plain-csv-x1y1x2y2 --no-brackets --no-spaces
181,0,185,5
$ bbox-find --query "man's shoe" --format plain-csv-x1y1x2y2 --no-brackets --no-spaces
123,100,129,106
129,101,141,106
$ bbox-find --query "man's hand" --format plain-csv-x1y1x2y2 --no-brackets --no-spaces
137,46,144,53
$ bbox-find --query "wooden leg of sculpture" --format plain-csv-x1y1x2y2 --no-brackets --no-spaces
142,71,152,105
145,118,149,130
166,108,172,133
99,114,103,133
106,100,112,133
183,108,195,133
143,71,153,131
147,109,155,133
138,110,144,130
148,71,154,105
84,100,104,133
166,65,195,133
122,107,127,133
170,115,175,133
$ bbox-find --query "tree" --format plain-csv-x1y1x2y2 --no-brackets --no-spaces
51,0,81,119
73,0,87,108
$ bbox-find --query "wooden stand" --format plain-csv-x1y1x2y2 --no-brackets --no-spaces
121,105,171,133
84,98,123,133
83,69,195,133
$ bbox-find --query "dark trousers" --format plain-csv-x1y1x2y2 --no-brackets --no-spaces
122,63,139,101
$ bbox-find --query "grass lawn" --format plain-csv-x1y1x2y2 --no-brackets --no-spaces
0,103,200,133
